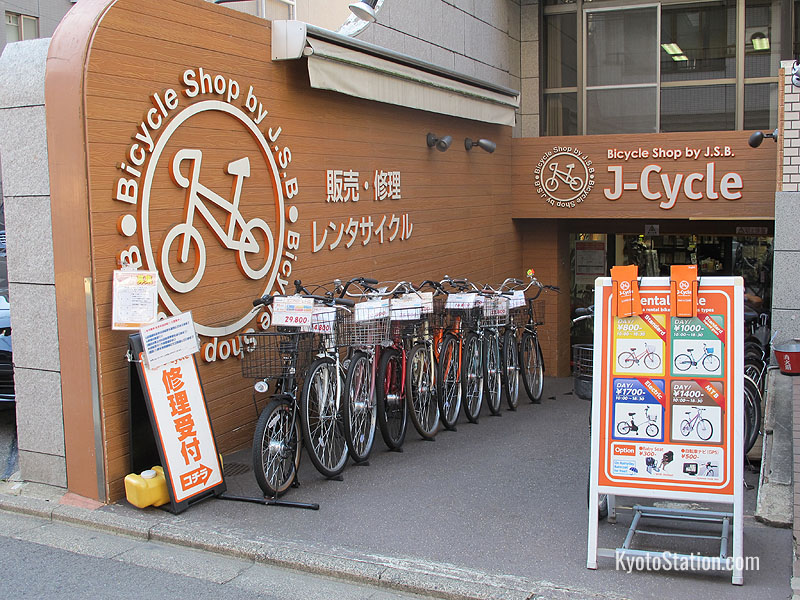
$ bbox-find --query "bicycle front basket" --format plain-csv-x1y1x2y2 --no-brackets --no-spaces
241,330,314,379
482,296,509,327
337,300,391,347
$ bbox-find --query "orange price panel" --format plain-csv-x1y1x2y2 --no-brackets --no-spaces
670,316,725,378
613,315,667,377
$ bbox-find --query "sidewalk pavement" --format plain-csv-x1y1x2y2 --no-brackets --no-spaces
0,378,793,600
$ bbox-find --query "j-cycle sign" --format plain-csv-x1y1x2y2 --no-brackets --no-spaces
587,270,744,584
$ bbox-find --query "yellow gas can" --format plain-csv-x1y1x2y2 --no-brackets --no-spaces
124,466,170,508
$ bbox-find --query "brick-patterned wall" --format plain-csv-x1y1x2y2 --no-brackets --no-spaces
517,219,571,377
781,61,800,192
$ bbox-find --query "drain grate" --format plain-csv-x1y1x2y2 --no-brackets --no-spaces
224,462,251,477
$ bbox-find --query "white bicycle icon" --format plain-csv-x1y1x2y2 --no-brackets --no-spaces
544,162,584,193
161,149,274,293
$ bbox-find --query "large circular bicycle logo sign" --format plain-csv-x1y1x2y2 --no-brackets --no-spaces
533,146,595,209
113,67,301,344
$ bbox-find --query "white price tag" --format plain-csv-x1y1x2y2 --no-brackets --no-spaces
445,293,477,309
355,299,390,322
272,296,314,330
509,290,526,309
483,298,509,317
418,292,434,314
311,305,337,334
391,294,422,321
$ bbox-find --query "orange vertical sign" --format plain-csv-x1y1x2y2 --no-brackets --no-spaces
670,264,698,318
610,264,640,317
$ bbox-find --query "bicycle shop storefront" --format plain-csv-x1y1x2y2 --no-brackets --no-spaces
40,0,524,502
511,131,776,369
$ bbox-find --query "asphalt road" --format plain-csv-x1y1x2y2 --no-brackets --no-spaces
0,510,433,600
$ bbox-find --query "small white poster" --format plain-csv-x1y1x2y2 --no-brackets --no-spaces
112,270,159,330
140,311,199,370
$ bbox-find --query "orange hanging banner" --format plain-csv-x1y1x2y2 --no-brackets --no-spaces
670,264,699,318
610,265,641,317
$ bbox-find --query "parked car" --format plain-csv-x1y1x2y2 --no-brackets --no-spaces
0,296,14,402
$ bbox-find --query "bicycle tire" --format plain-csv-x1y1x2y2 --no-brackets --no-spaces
674,354,692,371
436,333,461,430
300,356,348,478
252,397,300,497
520,331,543,403
645,422,659,438
616,421,631,436
342,351,377,462
618,352,636,369
744,357,766,393
461,332,483,422
744,375,763,454
643,352,661,370
679,419,692,437
500,329,520,410
697,418,713,441
483,331,502,416
702,353,721,373
376,347,407,450
406,343,439,440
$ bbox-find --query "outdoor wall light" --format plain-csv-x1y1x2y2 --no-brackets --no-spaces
349,0,378,22
427,133,452,152
465,137,496,153
748,128,778,148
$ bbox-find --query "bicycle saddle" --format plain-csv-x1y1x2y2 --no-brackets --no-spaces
628,412,635,416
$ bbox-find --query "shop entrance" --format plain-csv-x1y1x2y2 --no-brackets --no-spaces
569,227,774,346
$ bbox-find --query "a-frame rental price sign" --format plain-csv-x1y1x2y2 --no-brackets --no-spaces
587,271,744,584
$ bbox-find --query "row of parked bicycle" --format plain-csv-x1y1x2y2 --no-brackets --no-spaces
241,274,557,497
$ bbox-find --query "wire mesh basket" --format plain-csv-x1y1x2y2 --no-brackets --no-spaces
572,343,593,400
337,301,391,347
531,300,546,325
509,306,529,327
482,296,510,327
445,294,481,329
425,295,449,331
241,330,315,380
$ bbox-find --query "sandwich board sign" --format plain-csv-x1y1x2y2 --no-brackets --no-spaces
587,269,744,584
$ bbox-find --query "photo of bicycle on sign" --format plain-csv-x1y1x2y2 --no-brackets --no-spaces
161,148,275,294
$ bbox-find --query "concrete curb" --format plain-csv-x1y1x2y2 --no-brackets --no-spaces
0,491,624,600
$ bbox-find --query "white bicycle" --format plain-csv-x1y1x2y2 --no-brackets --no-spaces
161,149,275,293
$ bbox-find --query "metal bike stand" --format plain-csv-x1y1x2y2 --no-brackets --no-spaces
615,505,732,567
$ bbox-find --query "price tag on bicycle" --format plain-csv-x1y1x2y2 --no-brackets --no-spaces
483,297,508,317
355,298,390,322
508,290,526,309
311,304,337,334
417,291,434,314
272,295,314,330
390,295,422,321
445,293,477,309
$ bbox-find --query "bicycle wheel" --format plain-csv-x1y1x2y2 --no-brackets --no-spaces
645,423,659,438
679,420,691,437
436,333,462,430
674,354,692,371
616,421,631,436
461,332,483,423
697,418,713,441
500,329,520,410
617,352,636,369
376,347,407,450
643,352,661,370
342,351,377,462
744,357,766,393
744,375,762,454
483,331,502,416
252,397,300,497
520,331,543,403
301,356,348,478
702,353,721,373
406,343,439,440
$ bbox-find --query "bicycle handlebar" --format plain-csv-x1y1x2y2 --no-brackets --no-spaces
253,293,355,308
